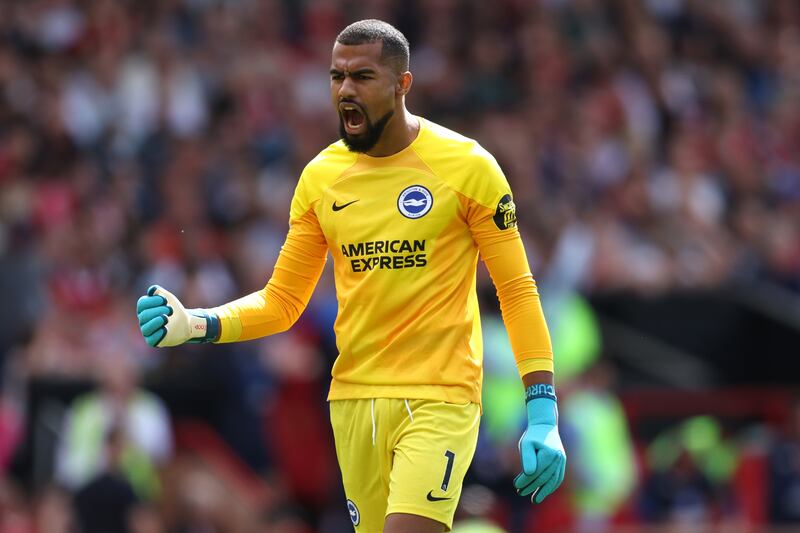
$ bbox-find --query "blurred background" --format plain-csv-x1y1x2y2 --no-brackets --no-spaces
1,0,799,531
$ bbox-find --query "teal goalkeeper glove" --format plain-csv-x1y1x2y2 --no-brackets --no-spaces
136,285,219,347
513,384,566,503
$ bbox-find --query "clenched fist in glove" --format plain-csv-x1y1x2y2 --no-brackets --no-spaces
136,285,219,347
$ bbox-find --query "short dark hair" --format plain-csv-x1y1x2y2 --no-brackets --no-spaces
336,19,409,72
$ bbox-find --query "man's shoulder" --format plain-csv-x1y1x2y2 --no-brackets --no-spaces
420,118,478,152
291,141,356,214
416,118,505,199
417,118,497,167
303,140,358,181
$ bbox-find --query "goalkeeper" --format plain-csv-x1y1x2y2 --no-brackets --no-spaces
137,19,565,533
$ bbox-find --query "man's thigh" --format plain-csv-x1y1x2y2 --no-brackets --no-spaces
386,399,480,531
330,399,390,532
384,513,446,533
330,399,480,532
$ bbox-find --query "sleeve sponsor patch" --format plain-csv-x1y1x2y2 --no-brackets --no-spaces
493,194,517,230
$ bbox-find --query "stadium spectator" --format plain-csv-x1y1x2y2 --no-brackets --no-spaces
55,352,172,500
561,360,637,531
768,396,800,523
639,416,740,526
73,425,140,533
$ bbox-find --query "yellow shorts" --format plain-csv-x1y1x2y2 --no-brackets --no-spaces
330,398,480,532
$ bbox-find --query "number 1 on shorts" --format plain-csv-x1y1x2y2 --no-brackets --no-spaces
441,450,455,491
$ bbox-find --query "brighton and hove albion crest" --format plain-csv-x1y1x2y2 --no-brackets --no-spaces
346,499,360,526
397,185,433,219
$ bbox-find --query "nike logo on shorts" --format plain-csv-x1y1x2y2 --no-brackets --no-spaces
426,490,451,502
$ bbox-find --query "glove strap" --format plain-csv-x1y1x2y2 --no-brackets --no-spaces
186,310,221,343
525,383,557,403
525,384,558,426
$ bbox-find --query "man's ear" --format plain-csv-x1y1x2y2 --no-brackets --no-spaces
397,71,413,96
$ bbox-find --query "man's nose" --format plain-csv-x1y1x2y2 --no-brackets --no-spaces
338,76,356,99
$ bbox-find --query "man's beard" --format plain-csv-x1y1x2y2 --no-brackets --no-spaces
339,109,394,153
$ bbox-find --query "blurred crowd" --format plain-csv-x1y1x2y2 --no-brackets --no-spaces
1,0,800,531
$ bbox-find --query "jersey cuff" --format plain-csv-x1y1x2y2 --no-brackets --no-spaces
516,356,554,378
211,306,242,343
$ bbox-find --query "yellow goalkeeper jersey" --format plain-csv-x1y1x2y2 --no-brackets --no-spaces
212,118,553,404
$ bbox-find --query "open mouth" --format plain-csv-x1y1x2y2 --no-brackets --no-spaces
340,102,366,135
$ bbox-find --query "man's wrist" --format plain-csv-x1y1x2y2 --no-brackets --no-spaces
525,384,558,426
525,383,557,403
187,310,221,343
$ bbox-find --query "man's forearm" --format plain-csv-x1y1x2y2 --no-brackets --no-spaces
214,211,328,342
479,234,554,376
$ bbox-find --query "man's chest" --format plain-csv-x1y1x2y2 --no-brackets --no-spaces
315,169,462,245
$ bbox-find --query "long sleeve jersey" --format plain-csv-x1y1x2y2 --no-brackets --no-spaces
212,118,553,405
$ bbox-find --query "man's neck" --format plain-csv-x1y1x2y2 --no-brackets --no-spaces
365,108,420,157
